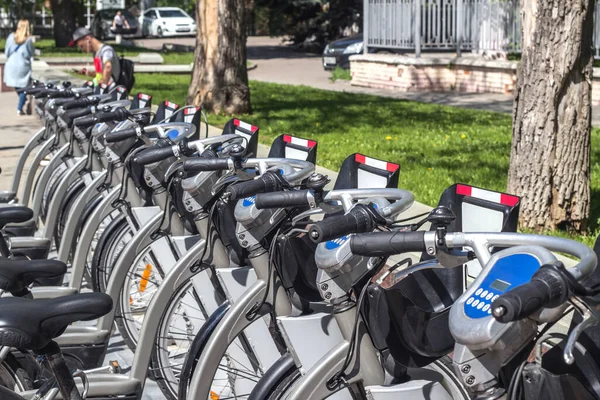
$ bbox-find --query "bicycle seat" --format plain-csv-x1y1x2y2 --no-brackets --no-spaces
0,293,113,350
0,259,66,295
0,207,33,229
0,385,23,400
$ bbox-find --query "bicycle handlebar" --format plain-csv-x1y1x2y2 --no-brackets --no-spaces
254,189,314,209
73,108,129,128
226,171,285,201
105,126,141,143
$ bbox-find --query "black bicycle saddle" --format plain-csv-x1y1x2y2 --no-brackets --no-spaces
0,259,67,295
0,293,113,350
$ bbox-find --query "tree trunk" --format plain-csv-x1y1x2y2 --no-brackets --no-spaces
50,0,77,47
187,0,252,114
508,0,594,232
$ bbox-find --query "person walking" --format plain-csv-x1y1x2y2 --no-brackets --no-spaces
112,11,130,44
69,27,120,89
4,19,35,115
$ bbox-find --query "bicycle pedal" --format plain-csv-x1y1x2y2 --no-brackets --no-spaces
108,360,122,374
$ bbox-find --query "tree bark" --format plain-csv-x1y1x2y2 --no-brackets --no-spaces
50,0,77,47
187,0,252,114
508,0,593,232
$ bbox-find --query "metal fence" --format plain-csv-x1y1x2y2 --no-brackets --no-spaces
364,0,599,56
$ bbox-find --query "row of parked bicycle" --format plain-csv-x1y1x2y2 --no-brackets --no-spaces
0,79,596,400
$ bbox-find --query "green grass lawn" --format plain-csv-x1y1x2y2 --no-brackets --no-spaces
162,52,195,65
329,66,352,81
123,73,600,244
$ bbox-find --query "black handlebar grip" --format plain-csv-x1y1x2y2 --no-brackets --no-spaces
64,107,93,121
308,204,379,244
105,127,140,143
255,190,312,209
23,87,43,95
52,97,79,108
226,171,283,201
492,266,569,323
183,158,231,172
60,107,92,127
349,231,426,257
73,114,98,128
74,108,127,128
133,146,177,165
47,90,73,99
34,89,59,99
62,98,94,110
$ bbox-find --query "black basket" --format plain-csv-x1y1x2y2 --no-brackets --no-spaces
364,267,461,367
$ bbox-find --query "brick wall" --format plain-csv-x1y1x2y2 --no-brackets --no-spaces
350,55,600,105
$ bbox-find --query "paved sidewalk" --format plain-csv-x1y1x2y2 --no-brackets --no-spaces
0,92,40,191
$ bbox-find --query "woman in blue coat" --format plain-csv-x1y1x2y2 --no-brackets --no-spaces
4,19,35,115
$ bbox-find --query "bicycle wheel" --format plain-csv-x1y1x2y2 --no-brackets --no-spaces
40,162,67,222
90,215,131,293
0,353,35,394
179,313,289,400
151,279,213,400
84,208,122,289
54,178,85,250
115,242,164,351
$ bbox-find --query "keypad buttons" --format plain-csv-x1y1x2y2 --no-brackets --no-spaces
492,295,499,301
472,299,480,307
482,304,490,312
477,302,484,310
486,292,494,301
481,290,488,298
467,297,474,305
476,288,483,296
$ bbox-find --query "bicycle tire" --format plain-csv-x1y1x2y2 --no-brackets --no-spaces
40,162,67,222
90,214,129,293
248,352,300,400
177,301,231,400
0,352,36,394
179,311,287,399
53,178,85,250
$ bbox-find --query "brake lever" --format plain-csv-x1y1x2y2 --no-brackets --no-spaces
278,228,309,240
564,296,600,364
436,248,473,268
291,208,324,226
212,172,239,196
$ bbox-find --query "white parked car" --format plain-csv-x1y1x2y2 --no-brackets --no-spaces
141,7,197,37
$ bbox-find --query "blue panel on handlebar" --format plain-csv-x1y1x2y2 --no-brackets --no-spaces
464,253,540,319
242,196,256,207
167,129,180,140
325,236,349,250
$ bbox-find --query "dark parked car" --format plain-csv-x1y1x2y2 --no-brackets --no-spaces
322,34,398,70
91,9,139,41
322,34,364,70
